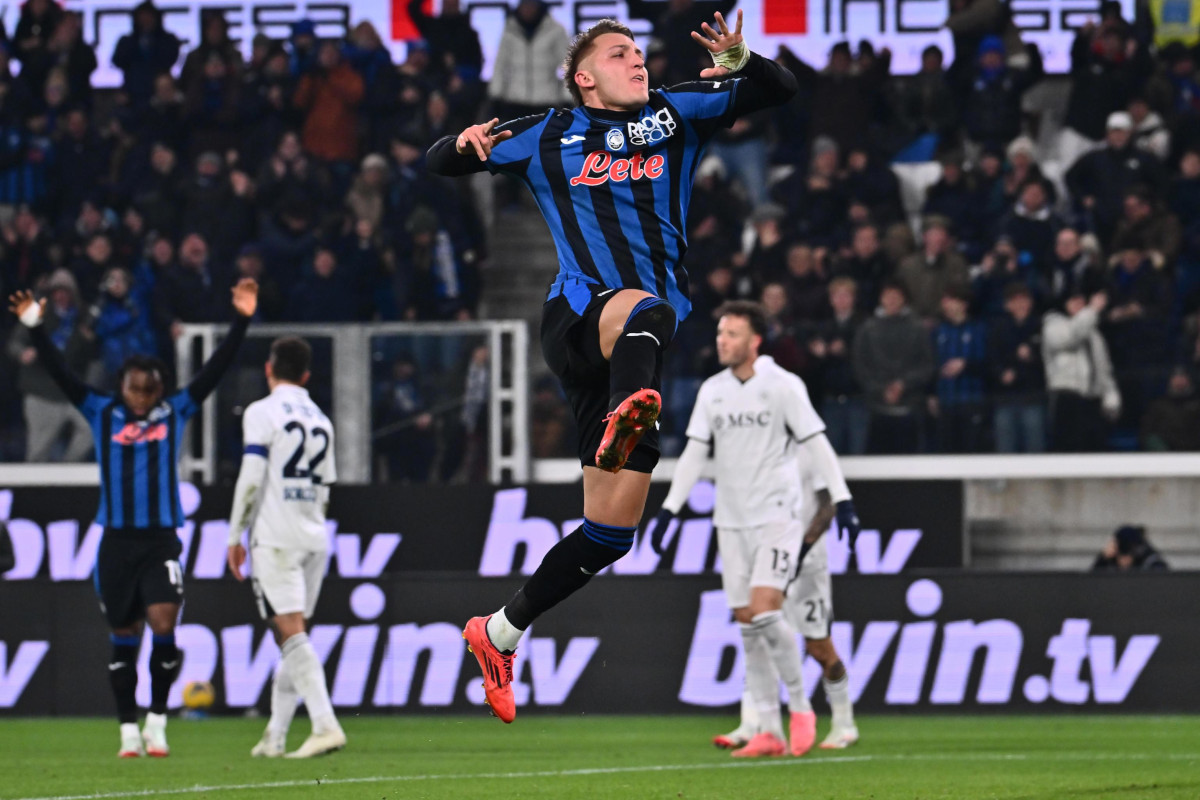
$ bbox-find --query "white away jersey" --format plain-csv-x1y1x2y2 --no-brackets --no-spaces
241,384,336,550
685,355,825,528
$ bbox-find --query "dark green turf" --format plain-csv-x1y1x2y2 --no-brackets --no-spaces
3,715,1198,799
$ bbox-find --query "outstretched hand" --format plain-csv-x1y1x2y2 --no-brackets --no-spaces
692,10,745,79
231,277,259,318
227,543,247,582
456,118,514,162
7,290,45,326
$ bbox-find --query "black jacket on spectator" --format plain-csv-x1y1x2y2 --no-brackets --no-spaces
112,3,182,107
853,309,936,414
1064,31,1153,140
155,262,226,323
842,157,905,226
1041,251,1106,309
407,0,484,78
53,128,111,221
997,203,1061,272
780,46,891,152
811,312,865,400
1066,145,1166,241
987,311,1044,399
1168,174,1200,228
959,49,1043,144
831,252,891,314
286,271,360,322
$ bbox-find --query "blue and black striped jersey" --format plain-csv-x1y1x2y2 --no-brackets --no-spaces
428,52,797,322
31,316,250,532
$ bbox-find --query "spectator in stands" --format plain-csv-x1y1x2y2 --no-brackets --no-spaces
2,207,53,291
776,136,846,246
988,283,1045,452
996,178,1062,276
1129,96,1170,162
972,235,1035,318
687,156,744,265
286,245,360,322
1110,185,1182,267
179,152,254,260
126,141,182,239
831,223,890,314
1060,17,1153,169
782,242,830,323
54,109,111,227
487,0,569,121
897,215,970,319
112,1,182,109
399,206,474,321
70,233,116,304
958,35,1043,149
155,232,224,327
930,285,988,452
710,101,773,207
343,21,394,92
1092,524,1168,571
758,282,806,376
88,266,158,387
1104,242,1173,427
842,145,905,228
1043,290,1120,451
40,12,95,108
287,19,319,79
968,144,1009,244
1141,367,1200,450
1170,148,1200,227
129,74,185,156
1000,136,1054,209
374,353,436,483
809,276,867,454
1043,227,1106,310
745,203,788,287
943,0,1023,87
779,41,891,153
11,0,63,96
854,280,935,453
233,243,282,322
6,268,93,461
407,0,484,82
179,11,243,92
1066,111,1166,246
345,153,389,232
889,45,958,162
294,41,365,169
255,131,327,224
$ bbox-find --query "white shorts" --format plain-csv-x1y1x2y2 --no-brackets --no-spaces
250,546,327,620
717,520,804,609
785,537,833,640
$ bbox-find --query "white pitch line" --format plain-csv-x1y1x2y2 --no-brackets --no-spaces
10,752,1200,800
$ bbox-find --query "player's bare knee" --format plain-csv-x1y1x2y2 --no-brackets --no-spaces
273,612,307,643
747,588,784,618
145,604,178,636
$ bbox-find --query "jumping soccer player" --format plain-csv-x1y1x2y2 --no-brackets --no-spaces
652,302,860,757
8,279,257,758
427,11,797,722
227,337,345,759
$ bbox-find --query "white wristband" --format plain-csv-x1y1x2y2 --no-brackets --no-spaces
19,303,42,328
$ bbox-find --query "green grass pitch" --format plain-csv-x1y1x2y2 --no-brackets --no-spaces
3,715,1198,799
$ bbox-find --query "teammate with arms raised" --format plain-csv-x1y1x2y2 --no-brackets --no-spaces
227,337,345,758
652,302,860,757
8,280,257,758
428,12,797,722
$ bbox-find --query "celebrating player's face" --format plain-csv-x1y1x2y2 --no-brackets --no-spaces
122,369,164,418
577,33,649,111
716,314,759,368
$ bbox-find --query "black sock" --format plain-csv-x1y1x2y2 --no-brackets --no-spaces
506,520,636,629
149,633,180,715
109,635,140,724
607,298,675,412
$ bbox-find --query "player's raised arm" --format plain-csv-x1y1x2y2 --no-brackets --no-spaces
185,278,258,404
690,10,797,115
8,290,95,407
427,118,514,176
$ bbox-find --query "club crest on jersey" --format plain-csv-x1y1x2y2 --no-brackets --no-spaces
569,151,665,187
627,108,676,146
606,128,625,151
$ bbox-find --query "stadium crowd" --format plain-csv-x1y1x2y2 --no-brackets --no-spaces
0,0,1199,469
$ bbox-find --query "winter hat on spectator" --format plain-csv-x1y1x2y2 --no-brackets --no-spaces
922,214,952,233
977,35,1005,58
750,203,787,224
811,135,838,159
43,268,79,297
1006,135,1036,161
292,19,316,38
1106,111,1133,131
361,153,388,172
237,243,262,260
1115,525,1146,554
406,206,440,235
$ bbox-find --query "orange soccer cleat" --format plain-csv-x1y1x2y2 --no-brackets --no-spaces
789,710,817,756
731,732,787,758
594,389,661,473
463,616,517,723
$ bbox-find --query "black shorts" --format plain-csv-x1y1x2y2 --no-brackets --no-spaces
94,529,185,629
541,279,661,473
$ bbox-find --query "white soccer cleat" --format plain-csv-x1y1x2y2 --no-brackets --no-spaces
284,727,346,759
712,726,754,750
118,723,145,758
250,732,286,758
819,725,860,749
142,712,169,757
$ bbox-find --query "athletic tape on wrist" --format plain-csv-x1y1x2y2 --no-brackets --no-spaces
712,42,749,72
